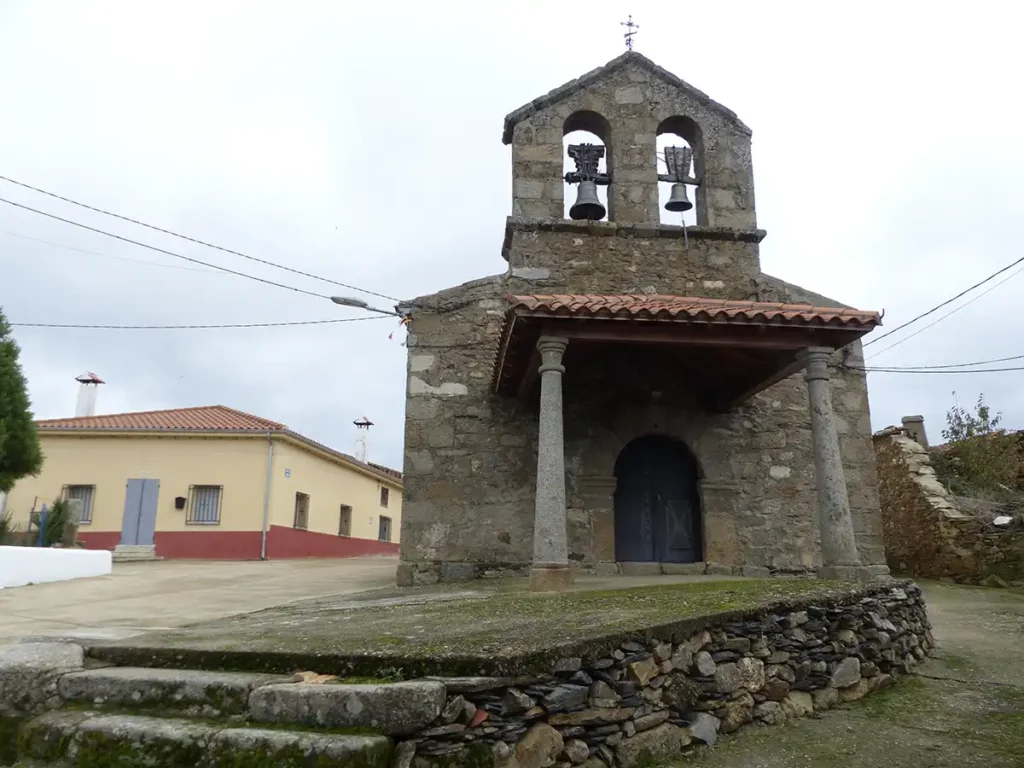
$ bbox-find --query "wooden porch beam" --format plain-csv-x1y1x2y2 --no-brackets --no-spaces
545,320,835,351
517,346,542,400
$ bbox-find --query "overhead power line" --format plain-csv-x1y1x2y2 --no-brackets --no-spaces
0,197,332,300
864,251,1024,348
0,228,220,274
866,261,1024,360
859,365,1024,374
11,316,390,330
0,175,399,302
856,352,1024,371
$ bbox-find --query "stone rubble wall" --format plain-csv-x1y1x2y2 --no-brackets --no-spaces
404,583,930,768
874,429,1024,584
1,586,930,768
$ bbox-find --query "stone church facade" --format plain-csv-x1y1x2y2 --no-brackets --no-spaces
396,52,889,588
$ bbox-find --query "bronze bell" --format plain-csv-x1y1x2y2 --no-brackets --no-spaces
665,182,693,212
569,179,606,221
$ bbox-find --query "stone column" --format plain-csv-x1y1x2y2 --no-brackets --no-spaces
801,348,870,581
531,336,572,591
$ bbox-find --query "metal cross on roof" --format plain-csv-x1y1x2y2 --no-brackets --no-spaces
621,15,639,51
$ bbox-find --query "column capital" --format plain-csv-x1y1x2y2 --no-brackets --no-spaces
537,336,569,354
799,346,834,382
537,336,568,375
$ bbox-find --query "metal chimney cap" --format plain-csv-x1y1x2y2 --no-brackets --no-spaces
75,372,105,384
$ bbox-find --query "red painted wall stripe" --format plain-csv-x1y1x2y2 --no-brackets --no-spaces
265,525,398,558
75,527,398,560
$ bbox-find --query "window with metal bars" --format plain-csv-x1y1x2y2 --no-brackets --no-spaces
294,492,310,530
380,486,390,508
62,485,95,524
187,485,222,525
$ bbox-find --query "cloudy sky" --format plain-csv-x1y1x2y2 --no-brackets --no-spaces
2,1,1023,470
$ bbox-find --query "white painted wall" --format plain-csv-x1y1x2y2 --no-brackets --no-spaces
0,546,112,589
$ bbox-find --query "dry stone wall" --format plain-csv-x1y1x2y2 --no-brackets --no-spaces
403,583,930,767
874,428,1024,584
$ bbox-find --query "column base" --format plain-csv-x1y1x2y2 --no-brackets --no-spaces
530,565,573,592
818,564,885,582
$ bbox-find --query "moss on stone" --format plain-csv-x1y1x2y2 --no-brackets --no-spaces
0,715,24,765
15,713,89,763
207,737,391,768
414,743,493,768
71,728,207,768
86,579,902,677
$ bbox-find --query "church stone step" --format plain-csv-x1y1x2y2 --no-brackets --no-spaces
56,666,288,715
249,680,447,736
18,711,392,767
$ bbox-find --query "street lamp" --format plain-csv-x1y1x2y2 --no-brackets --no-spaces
331,296,402,318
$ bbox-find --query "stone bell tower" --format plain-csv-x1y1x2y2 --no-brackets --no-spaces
505,51,756,230
500,51,766,305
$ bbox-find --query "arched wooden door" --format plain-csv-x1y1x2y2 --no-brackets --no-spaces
613,435,702,563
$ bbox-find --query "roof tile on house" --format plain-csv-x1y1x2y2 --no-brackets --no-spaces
36,405,285,431
507,294,881,328
35,405,402,483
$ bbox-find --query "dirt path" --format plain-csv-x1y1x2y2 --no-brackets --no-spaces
671,582,1024,767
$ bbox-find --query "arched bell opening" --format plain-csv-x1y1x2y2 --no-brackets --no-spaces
656,115,705,227
563,110,611,222
613,434,703,564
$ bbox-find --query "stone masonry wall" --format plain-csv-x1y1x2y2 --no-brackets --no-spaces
406,583,930,767
873,429,1024,584
398,252,885,583
503,222,761,300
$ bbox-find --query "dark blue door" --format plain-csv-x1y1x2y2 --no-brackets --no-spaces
614,436,701,563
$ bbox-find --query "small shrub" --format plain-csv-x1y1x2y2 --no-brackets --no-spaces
932,393,1024,502
0,510,17,545
40,498,70,547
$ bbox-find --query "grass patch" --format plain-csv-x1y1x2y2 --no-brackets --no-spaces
858,675,933,720
940,651,975,672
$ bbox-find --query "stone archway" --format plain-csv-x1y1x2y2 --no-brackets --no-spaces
613,435,702,564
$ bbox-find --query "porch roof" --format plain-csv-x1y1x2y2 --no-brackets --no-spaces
492,294,882,408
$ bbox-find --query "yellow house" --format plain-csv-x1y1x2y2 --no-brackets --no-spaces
4,406,403,559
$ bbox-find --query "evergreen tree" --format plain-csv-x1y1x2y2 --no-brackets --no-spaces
0,308,43,492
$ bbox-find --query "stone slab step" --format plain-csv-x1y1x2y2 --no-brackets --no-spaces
56,666,288,715
249,680,446,736
111,545,160,562
18,710,392,767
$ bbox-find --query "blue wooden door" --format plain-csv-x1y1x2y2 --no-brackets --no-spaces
120,478,160,546
614,436,701,563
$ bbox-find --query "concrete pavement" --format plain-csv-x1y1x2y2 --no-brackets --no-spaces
0,556,398,644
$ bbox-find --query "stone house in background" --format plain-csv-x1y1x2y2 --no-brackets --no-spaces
397,52,890,588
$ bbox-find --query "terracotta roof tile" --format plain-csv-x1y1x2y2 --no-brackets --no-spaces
36,405,285,431
36,405,403,484
508,294,881,328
